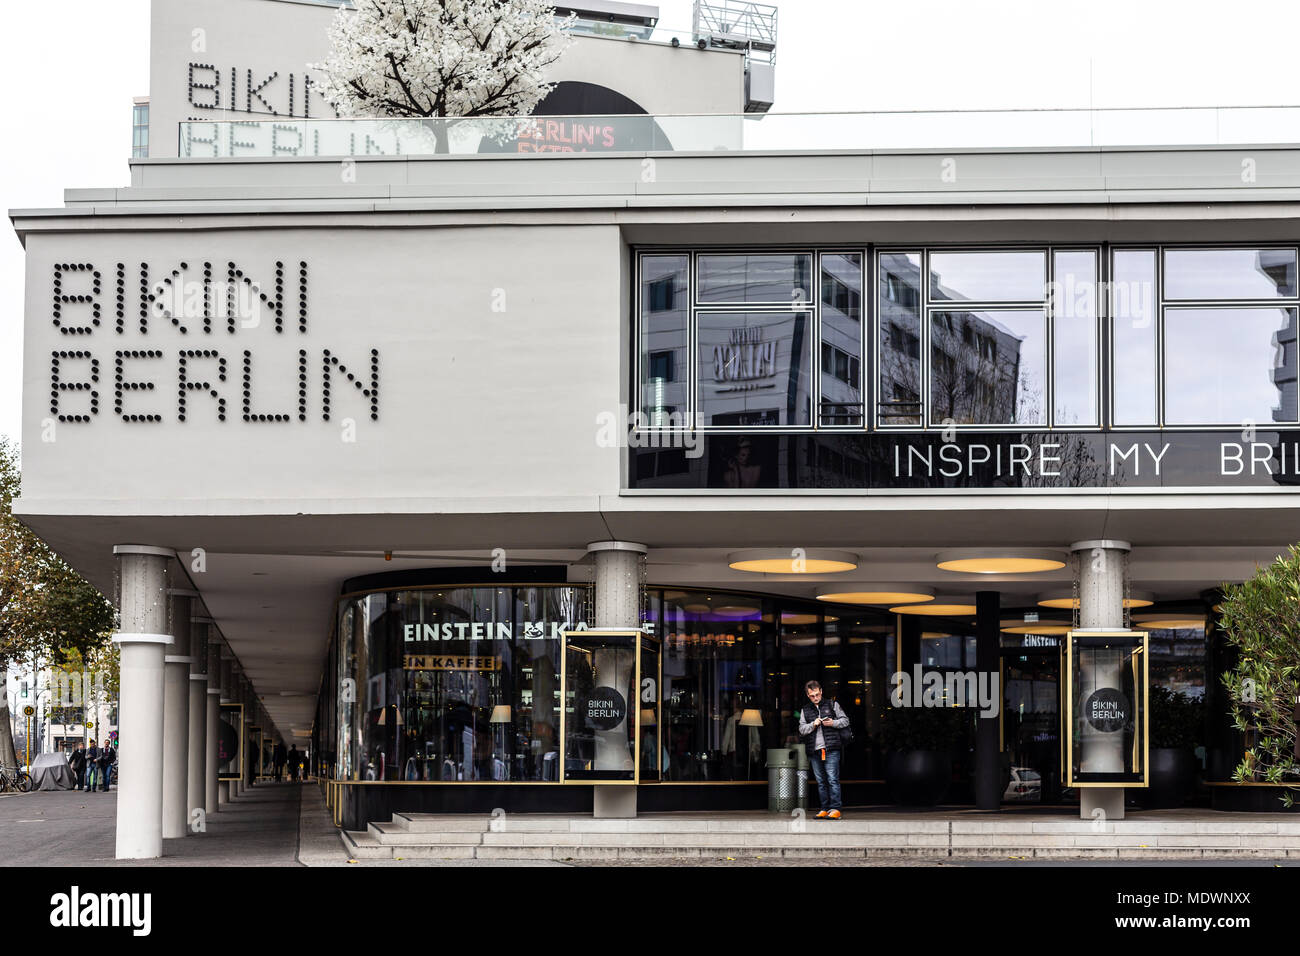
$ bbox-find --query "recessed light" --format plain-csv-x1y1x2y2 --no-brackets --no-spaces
728,549,857,574
1131,616,1205,630
1038,590,1153,610
892,601,978,616
818,586,935,605
1000,621,1072,635
935,549,1066,574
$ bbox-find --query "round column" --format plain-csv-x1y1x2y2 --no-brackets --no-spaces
218,656,234,804
162,589,195,838
1071,539,1131,822
112,544,174,860
586,541,646,819
205,637,222,813
188,616,211,827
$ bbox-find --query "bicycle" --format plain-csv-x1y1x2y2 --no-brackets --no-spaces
0,766,33,794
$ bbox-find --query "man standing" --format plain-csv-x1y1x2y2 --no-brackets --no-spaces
798,680,850,819
273,740,286,782
69,743,87,791
97,740,115,792
287,746,301,782
84,739,101,792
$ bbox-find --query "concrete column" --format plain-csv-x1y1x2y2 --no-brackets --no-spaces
974,590,1001,811
111,545,174,860
187,617,210,826
586,541,646,819
218,656,233,804
162,589,195,839
1071,539,1131,822
205,638,222,813
233,677,246,795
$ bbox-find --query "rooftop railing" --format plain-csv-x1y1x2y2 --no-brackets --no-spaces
175,106,1300,160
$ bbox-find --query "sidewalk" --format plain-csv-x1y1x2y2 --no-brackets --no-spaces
0,781,344,867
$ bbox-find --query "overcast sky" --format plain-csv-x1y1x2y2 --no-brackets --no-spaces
3,0,1300,447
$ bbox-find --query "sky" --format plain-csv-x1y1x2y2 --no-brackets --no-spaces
3,0,1300,447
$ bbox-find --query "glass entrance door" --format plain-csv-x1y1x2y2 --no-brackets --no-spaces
1001,648,1062,804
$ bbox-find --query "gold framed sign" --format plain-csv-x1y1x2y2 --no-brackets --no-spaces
1064,630,1149,788
560,629,655,785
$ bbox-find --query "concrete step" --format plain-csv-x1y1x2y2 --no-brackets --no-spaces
340,829,392,860
346,812,1300,861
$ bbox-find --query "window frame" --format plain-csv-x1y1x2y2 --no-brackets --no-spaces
1109,243,1300,431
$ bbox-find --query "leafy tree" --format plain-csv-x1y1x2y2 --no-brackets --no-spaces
313,0,574,152
1218,545,1300,805
0,439,116,767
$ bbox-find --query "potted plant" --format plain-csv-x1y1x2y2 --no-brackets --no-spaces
1217,545,1300,809
1141,686,1203,808
879,705,965,806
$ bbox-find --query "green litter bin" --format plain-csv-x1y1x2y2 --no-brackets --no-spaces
766,748,800,812
794,744,810,811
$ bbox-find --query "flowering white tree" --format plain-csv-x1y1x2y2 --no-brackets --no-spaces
313,0,574,152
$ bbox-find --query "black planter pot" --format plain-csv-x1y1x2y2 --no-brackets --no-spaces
886,750,952,806
1141,747,1197,809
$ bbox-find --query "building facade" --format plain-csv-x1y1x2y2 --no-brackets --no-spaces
10,0,1300,852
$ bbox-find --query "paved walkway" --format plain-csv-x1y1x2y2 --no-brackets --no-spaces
1,785,1294,867
0,781,346,867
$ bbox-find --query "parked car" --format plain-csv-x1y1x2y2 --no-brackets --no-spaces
1003,766,1042,800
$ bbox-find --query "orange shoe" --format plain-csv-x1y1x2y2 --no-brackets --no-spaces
827,809,842,820
815,810,829,818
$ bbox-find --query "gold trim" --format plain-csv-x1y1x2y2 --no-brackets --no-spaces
1064,630,1149,788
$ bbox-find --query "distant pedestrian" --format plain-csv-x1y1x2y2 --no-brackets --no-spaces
97,742,115,792
273,741,286,781
287,746,301,782
69,744,87,790
84,739,101,792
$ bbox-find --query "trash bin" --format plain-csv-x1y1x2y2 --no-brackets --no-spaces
794,744,810,811
766,748,799,813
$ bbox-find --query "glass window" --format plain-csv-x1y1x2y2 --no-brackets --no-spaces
657,592,768,781
1052,250,1098,425
930,310,1046,425
1164,248,1297,300
332,585,588,783
819,252,863,426
698,311,812,426
929,251,1045,302
698,253,813,304
639,256,689,427
1163,307,1295,425
1111,250,1158,426
878,252,923,425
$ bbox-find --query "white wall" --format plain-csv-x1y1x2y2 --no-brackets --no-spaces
22,223,626,506
150,0,744,158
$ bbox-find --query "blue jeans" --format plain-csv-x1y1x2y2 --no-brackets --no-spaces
809,748,842,810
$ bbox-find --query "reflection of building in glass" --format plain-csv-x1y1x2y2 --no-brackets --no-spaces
929,307,1026,425
819,253,863,425
1261,251,1300,423
879,253,923,424
877,254,1029,426
640,256,690,425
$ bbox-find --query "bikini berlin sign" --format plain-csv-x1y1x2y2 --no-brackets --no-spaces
44,258,379,427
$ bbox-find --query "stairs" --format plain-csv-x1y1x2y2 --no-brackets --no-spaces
340,811,1300,862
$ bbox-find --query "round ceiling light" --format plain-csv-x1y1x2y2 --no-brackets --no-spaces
1000,621,1072,635
713,605,761,618
817,586,935,605
891,600,978,616
1132,616,1206,630
1037,589,1154,610
728,549,858,574
935,549,1066,574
